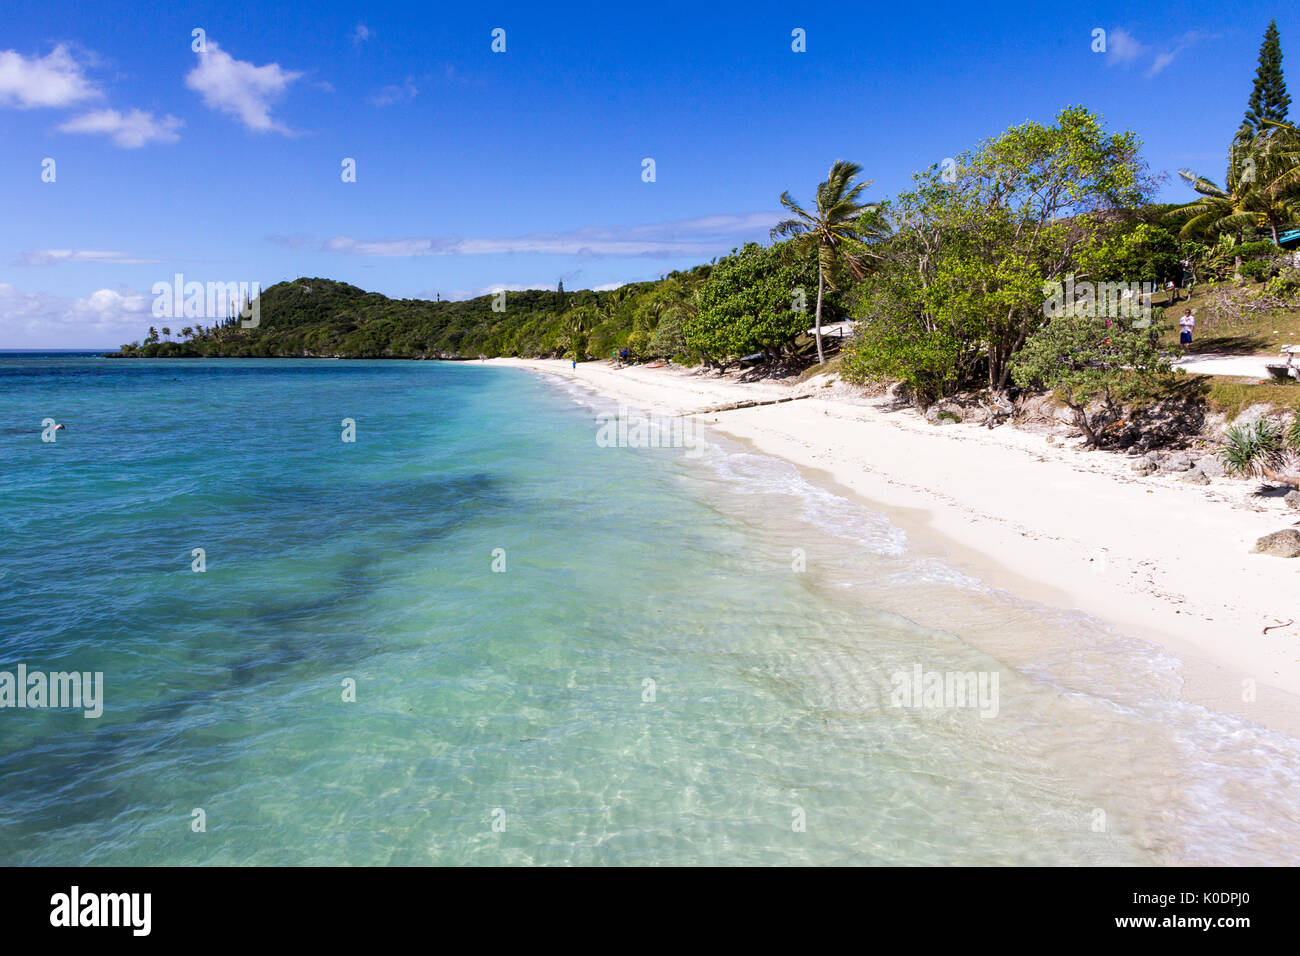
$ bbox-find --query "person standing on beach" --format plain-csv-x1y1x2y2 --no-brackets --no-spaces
1179,308,1196,346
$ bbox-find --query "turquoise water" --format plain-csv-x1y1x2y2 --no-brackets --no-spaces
2,355,1298,865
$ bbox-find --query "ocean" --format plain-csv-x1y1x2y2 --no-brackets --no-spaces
2,353,1298,865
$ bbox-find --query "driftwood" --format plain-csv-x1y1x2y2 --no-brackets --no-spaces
687,394,814,416
1262,466,1300,489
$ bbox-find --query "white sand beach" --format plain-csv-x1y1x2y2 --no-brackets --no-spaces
492,357,1300,737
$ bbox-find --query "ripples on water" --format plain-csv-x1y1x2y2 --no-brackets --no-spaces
0,355,1297,865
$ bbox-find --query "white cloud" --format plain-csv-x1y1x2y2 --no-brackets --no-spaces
185,40,302,133
1105,28,1147,66
1147,32,1203,76
0,44,100,109
17,249,161,266
353,24,372,44
370,76,418,107
58,108,181,148
0,283,152,348
474,283,559,295
1103,28,1205,77
295,212,782,259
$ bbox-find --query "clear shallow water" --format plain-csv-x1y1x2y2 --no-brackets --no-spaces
1,354,1297,865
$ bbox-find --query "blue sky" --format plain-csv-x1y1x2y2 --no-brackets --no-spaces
0,0,1295,347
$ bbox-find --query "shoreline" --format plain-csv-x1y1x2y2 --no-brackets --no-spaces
490,357,1300,739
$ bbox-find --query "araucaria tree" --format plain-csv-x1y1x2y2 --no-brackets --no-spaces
1240,20,1291,142
771,160,875,364
1214,19,1297,233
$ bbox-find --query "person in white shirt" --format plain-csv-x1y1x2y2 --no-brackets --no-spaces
1179,309,1195,345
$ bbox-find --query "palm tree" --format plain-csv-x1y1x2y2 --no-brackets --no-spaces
771,160,875,363
1255,119,1300,238
161,327,172,341
1170,166,1257,246
1172,130,1300,248
563,306,595,361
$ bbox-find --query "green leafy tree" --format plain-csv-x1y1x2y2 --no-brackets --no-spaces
685,242,817,370
1010,313,1174,447
771,160,876,364
562,306,593,361
841,264,975,404
845,107,1147,399
640,275,700,359
1075,223,1181,284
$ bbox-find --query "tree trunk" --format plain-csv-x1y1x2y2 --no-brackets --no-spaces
1070,403,1098,447
814,266,826,366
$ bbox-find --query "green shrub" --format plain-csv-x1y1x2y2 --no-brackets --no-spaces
1237,258,1276,282
1218,419,1285,477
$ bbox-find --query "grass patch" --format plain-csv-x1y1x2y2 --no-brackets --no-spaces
799,355,842,380
1155,285,1300,354
1204,375,1300,419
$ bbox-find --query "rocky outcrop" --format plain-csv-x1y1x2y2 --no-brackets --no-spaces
1196,455,1226,479
1253,529,1300,557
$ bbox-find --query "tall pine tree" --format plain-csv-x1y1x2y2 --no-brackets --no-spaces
1241,20,1291,138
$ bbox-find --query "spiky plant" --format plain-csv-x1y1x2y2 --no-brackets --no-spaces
1218,419,1286,477
1288,407,1300,452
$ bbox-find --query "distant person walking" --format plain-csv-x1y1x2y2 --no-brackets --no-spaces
1179,308,1196,346
1166,279,1178,304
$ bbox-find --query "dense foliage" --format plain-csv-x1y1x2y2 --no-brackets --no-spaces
684,242,820,369
114,270,712,361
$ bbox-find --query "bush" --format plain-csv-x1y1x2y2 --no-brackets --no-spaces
646,310,688,359
840,312,967,405
1010,314,1174,447
1237,258,1277,282
684,241,817,368
1235,240,1276,261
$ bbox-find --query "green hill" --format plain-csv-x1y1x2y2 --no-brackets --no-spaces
110,271,706,360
